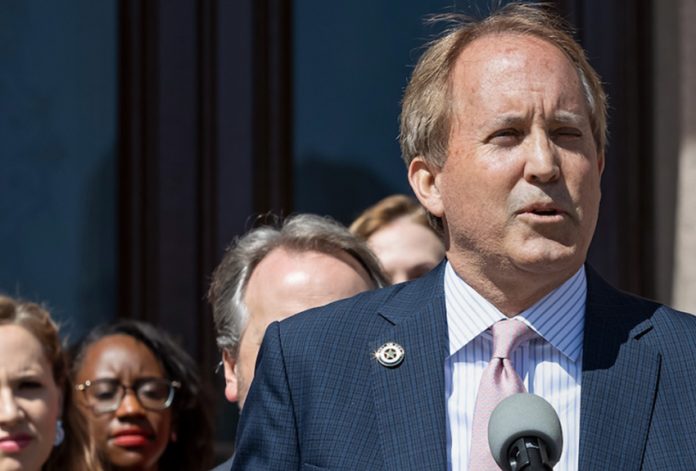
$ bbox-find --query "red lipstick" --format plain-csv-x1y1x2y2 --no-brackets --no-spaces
110,428,153,447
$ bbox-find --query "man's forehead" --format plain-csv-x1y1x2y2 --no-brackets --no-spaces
453,32,574,78
449,33,585,110
247,246,368,292
256,246,347,271
243,246,372,325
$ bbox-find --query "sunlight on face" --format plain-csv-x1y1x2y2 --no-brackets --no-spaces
0,325,61,471
232,248,375,409
367,216,444,283
435,33,603,289
74,335,172,471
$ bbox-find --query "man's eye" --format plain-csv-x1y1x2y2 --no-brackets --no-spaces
553,127,582,138
492,129,520,137
488,129,522,145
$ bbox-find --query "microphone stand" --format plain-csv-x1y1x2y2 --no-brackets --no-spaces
507,437,554,471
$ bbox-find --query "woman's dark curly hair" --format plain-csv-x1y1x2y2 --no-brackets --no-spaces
70,320,214,471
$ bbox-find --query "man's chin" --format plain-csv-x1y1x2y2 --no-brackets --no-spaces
509,242,585,276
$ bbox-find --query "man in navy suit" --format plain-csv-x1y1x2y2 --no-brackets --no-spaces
231,3,696,470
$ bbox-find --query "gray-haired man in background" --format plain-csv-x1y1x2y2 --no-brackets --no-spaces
207,214,387,469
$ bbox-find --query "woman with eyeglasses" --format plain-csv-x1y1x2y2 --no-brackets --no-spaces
0,295,101,471
70,320,213,471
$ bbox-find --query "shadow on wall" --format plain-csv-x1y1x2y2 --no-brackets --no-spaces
294,155,407,225
77,145,117,338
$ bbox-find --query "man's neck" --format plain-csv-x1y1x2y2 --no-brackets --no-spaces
447,255,583,316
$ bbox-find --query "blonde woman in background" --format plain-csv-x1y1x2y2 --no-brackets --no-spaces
0,295,100,471
350,194,445,284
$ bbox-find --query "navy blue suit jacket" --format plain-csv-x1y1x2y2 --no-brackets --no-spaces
231,264,696,470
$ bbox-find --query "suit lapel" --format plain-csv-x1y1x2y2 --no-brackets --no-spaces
369,266,449,471
579,267,661,469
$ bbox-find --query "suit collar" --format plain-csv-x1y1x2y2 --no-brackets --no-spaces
376,261,447,325
370,263,449,469
579,265,660,469
444,262,586,362
582,265,655,369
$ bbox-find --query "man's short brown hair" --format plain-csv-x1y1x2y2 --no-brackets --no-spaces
400,2,607,170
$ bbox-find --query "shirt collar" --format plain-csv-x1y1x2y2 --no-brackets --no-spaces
445,261,585,362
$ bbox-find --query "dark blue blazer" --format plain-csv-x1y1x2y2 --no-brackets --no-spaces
231,264,696,470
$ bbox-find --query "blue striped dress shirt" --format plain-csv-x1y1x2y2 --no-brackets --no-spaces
444,262,585,471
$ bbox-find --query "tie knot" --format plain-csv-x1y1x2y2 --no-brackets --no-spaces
491,319,534,359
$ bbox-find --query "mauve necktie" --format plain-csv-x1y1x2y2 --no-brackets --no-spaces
469,319,535,470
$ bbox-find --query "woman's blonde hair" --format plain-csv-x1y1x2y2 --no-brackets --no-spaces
0,295,102,471
350,194,440,240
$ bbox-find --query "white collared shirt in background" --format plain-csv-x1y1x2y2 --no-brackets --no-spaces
444,262,584,471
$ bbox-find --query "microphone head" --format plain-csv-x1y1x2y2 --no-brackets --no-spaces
488,393,563,471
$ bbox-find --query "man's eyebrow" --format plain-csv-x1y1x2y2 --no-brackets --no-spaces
487,114,530,128
485,111,586,128
551,110,585,125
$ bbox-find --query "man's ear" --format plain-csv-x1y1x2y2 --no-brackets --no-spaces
408,156,445,218
222,350,239,404
597,150,605,176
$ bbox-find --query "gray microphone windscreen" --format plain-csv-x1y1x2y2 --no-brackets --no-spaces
488,393,563,471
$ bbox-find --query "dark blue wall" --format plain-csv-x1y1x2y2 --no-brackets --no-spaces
292,0,496,224
0,1,117,339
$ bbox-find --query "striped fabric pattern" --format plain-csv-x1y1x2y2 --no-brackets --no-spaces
444,262,585,471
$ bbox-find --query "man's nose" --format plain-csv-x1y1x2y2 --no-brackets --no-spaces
524,131,560,183
0,388,22,425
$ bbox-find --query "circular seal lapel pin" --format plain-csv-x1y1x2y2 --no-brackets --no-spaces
375,342,405,368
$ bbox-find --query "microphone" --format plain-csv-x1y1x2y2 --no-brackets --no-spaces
488,393,563,471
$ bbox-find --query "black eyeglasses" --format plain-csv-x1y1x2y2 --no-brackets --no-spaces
75,378,181,414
